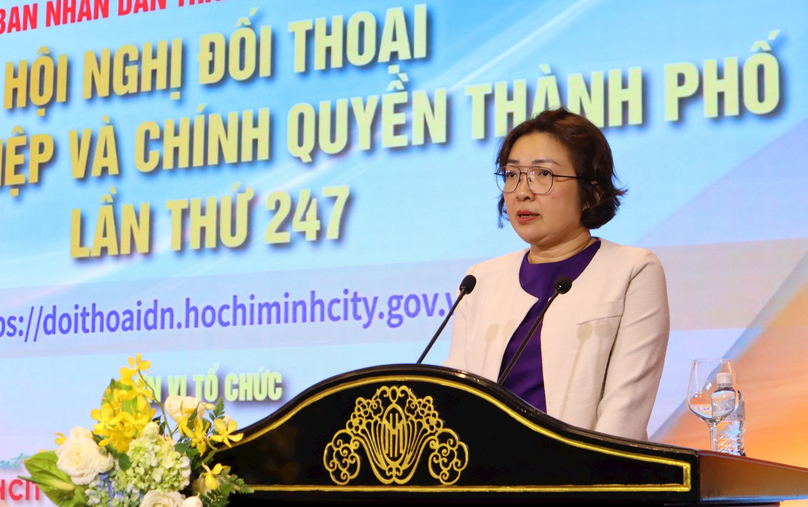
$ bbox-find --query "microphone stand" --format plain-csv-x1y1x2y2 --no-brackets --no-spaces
416,277,475,364
498,279,568,385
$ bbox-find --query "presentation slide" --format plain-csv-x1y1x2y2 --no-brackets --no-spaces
2,1,807,503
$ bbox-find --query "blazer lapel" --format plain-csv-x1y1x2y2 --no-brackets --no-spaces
542,240,611,420
470,251,537,381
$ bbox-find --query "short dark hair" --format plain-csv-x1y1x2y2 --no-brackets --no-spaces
496,108,625,229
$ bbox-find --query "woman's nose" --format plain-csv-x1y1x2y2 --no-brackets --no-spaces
515,173,534,198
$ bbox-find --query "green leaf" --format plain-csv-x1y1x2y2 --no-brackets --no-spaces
174,441,191,454
111,379,133,392
223,473,253,495
121,395,139,416
237,483,255,494
22,452,88,507
219,482,234,496
102,379,141,417
187,407,198,427
118,453,131,471
199,488,228,507
229,474,254,494
102,379,131,404
212,398,225,419
207,398,225,425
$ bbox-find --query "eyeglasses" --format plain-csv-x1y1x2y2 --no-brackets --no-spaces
495,165,585,195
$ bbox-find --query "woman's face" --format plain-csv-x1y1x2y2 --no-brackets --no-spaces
503,132,589,253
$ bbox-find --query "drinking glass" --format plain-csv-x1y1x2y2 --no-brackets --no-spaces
686,359,739,451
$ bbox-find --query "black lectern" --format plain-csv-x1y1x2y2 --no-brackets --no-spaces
215,365,808,505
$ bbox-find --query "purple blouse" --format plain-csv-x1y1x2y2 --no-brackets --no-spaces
498,241,601,412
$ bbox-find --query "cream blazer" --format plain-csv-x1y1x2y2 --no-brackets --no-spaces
443,239,669,441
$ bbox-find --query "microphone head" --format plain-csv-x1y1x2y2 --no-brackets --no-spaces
460,275,477,294
554,276,572,294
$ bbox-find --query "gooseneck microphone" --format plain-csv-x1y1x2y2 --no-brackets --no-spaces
416,275,477,364
497,276,572,385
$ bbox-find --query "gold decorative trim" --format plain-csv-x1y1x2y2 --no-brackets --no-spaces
234,374,692,493
323,385,468,485
250,483,688,493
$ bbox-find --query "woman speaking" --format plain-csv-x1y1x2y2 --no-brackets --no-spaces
444,108,669,442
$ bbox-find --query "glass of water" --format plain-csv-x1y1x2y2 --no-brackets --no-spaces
686,359,739,451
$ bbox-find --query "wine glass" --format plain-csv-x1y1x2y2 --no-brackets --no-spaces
686,359,739,451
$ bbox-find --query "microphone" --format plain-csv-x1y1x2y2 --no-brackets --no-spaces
497,276,572,385
555,276,572,294
416,275,477,364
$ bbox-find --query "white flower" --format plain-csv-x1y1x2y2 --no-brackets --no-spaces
69,427,94,439
191,477,206,495
162,454,175,469
55,426,114,485
182,497,203,507
139,490,185,507
176,455,192,487
164,396,206,422
142,421,160,440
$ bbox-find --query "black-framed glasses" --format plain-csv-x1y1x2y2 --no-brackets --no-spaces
495,165,585,195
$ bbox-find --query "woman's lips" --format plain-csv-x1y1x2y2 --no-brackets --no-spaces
516,210,539,224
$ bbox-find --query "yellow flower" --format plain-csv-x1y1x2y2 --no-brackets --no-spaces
125,382,155,403
201,463,225,491
118,354,154,400
54,432,66,445
86,356,160,453
117,377,154,403
134,393,150,413
130,353,151,372
120,353,151,380
210,418,243,448
119,366,136,387
91,396,155,452
132,405,156,431
180,416,210,455
95,412,133,452
91,403,116,443
101,386,130,411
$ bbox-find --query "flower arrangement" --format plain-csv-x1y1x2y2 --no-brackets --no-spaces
20,354,252,507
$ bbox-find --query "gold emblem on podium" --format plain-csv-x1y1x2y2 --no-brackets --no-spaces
324,385,468,486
